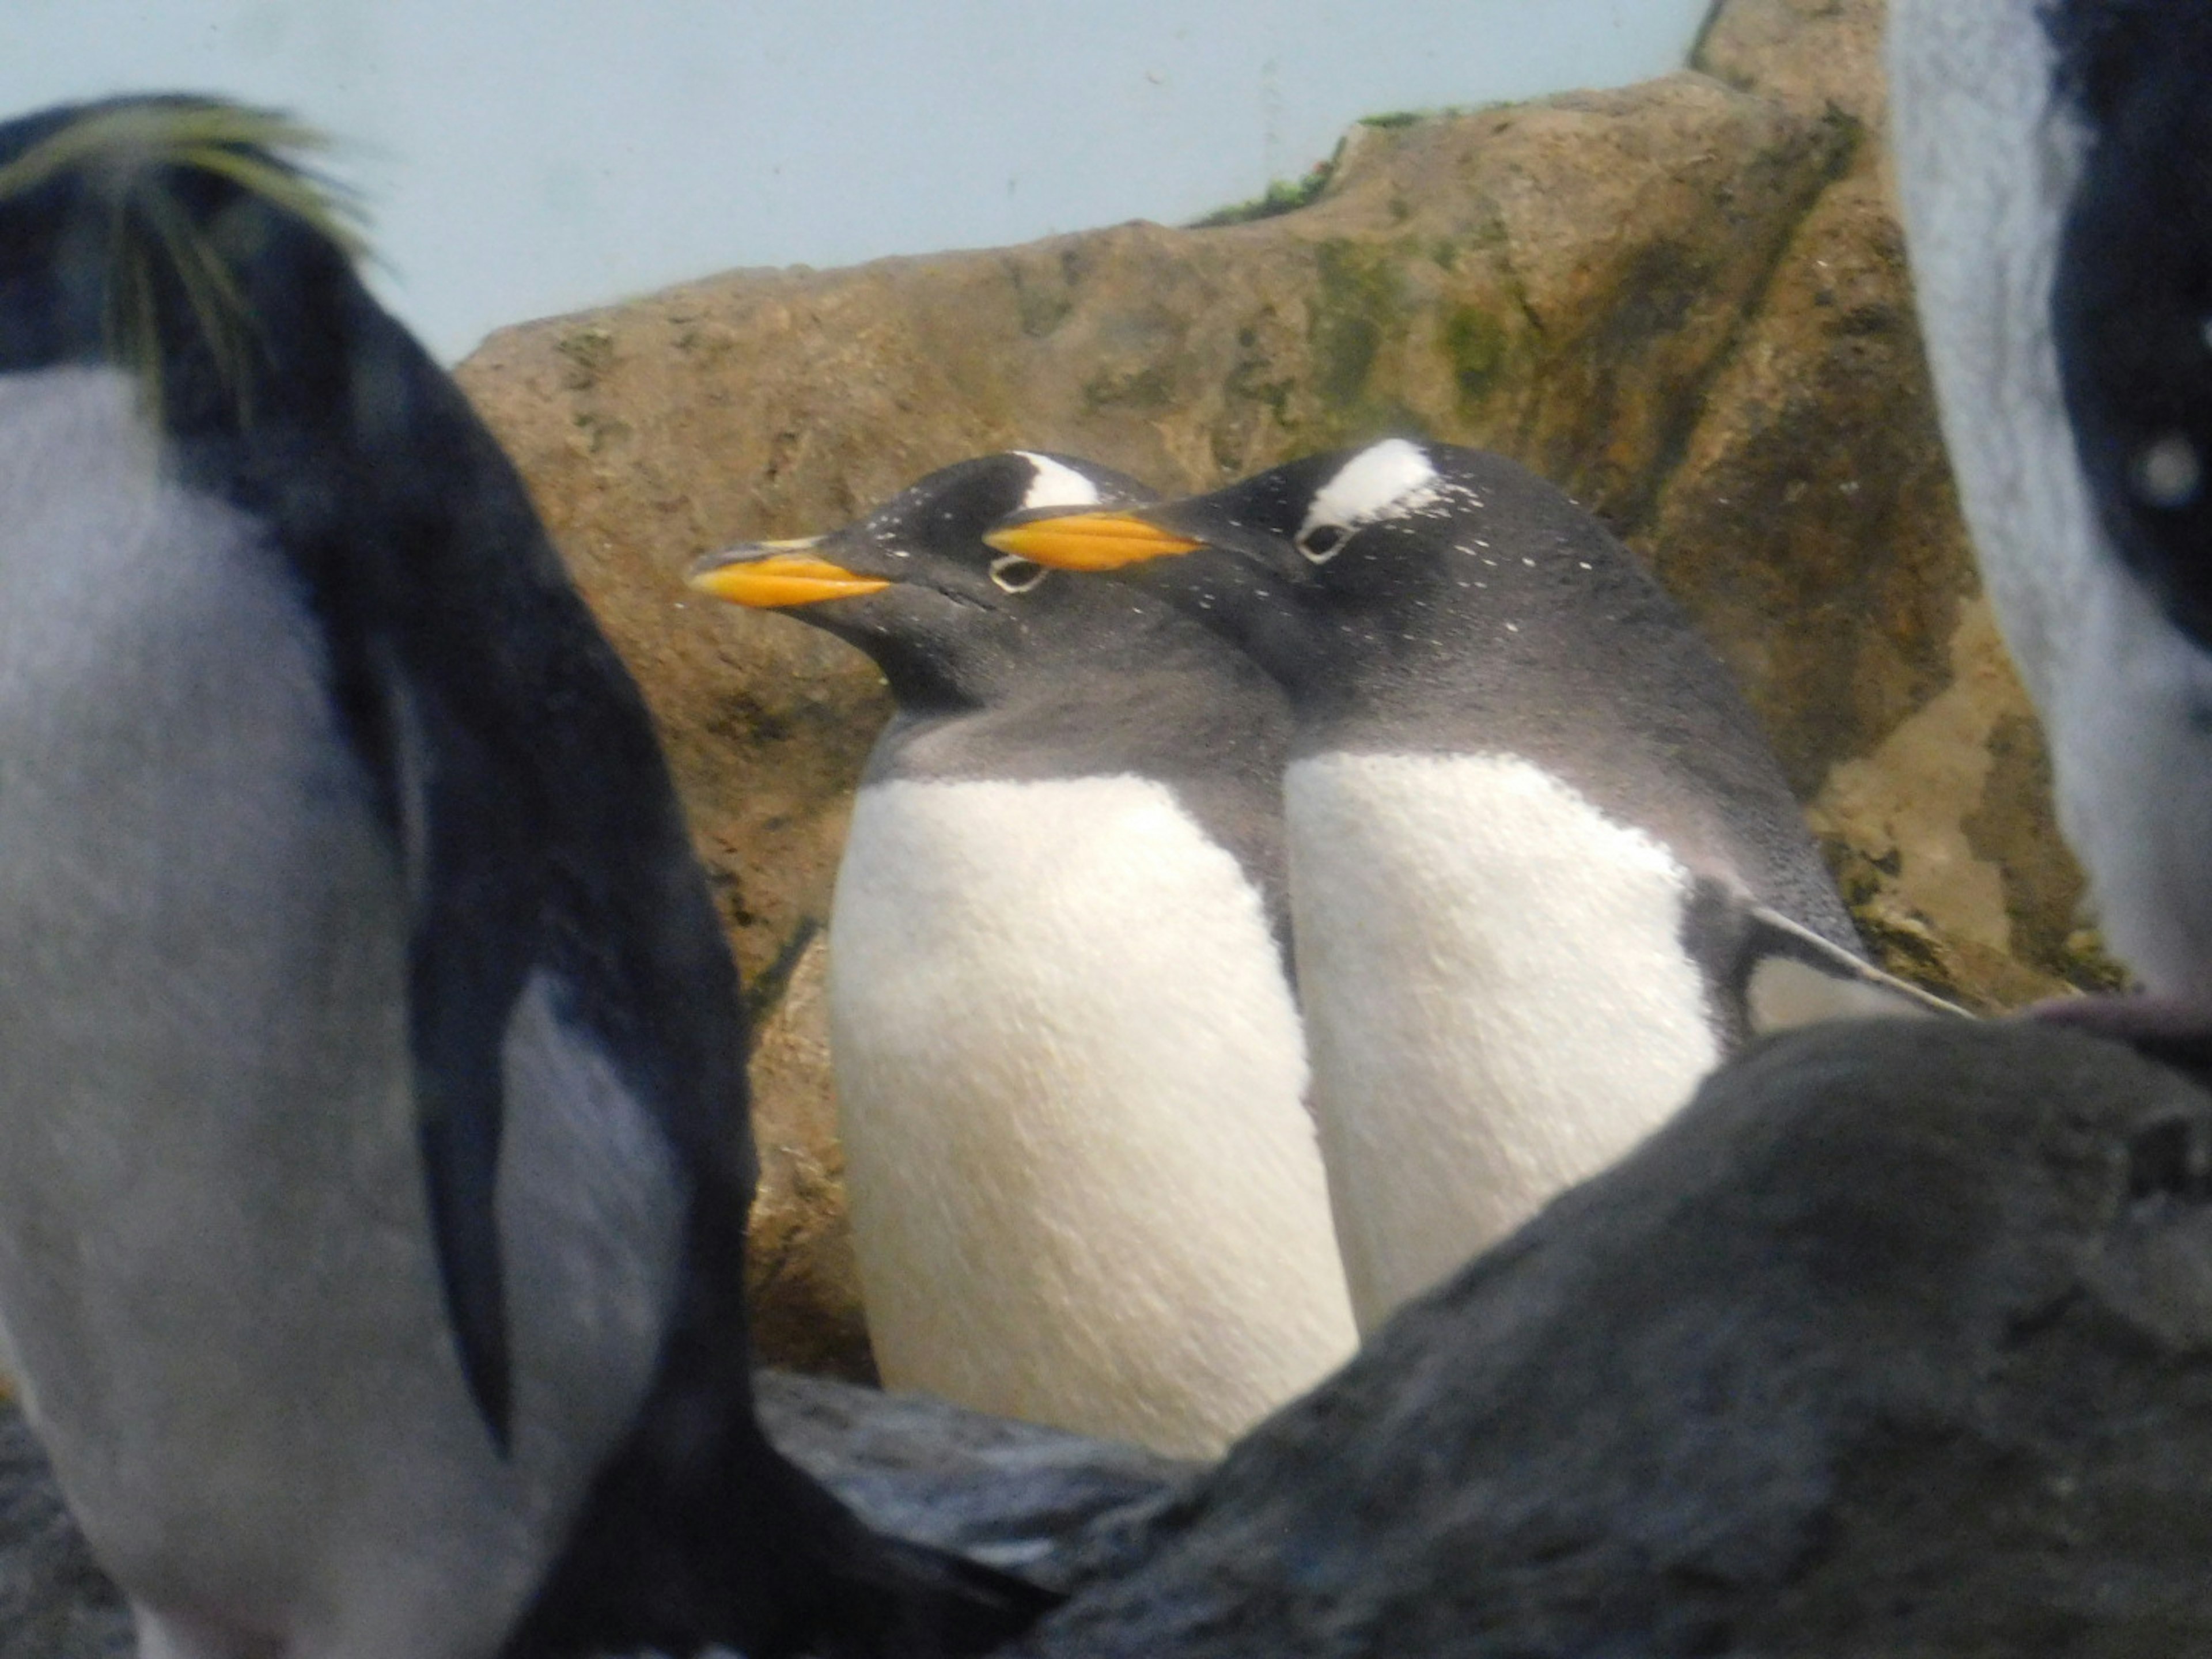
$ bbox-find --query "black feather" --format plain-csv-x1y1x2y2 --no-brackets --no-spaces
2048,0,2212,648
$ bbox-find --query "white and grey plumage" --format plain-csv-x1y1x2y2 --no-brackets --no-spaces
690,453,1356,1459
0,96,1044,1659
1891,0,2212,1008
989,440,1940,1328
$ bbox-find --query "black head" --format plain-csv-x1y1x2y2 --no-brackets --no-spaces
987,438,1651,716
2048,0,2212,647
0,96,366,441
688,450,1168,710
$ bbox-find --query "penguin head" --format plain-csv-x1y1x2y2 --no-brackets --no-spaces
2047,0,2212,649
0,96,366,445
688,450,1162,706
986,438,1485,697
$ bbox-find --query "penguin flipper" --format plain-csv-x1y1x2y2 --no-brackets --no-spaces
414,1055,514,1452
378,665,540,1453
1737,904,1971,1031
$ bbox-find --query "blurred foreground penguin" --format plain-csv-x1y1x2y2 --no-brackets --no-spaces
1891,1,2212,1058
989,440,1953,1326
0,97,1047,1659
689,453,1356,1459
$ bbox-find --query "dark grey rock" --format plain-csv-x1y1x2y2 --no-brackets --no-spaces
0,1406,128,1659
20,1020,2212,1657
0,1369,1187,1659
755,1369,1199,1593
1017,1018,2212,1657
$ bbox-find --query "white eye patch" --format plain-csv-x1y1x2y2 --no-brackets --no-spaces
1014,452,1105,512
1296,438,1441,560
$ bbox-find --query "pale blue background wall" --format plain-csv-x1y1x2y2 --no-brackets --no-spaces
2,1,1714,360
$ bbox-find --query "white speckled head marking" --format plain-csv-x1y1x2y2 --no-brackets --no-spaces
1015,452,1106,512
1296,439,1442,560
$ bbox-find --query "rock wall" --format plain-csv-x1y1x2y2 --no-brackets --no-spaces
452,0,2105,1368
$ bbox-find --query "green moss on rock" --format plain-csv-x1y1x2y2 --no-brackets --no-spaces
1443,304,1510,409
1310,239,1404,411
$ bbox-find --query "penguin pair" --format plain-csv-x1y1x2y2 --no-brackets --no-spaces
987,438,1952,1326
0,97,1046,1659
1891,0,2212,1062
690,453,1359,1460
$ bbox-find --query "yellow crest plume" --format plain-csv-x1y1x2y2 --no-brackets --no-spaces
0,99,366,422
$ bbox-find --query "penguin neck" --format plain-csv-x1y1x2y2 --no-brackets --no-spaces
1205,540,1830,933
859,621,1298,967
1235,558,1571,754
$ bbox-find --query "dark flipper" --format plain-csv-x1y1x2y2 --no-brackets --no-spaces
1730,903,1970,1033
414,1059,513,1453
380,665,541,1455
1683,883,1968,1048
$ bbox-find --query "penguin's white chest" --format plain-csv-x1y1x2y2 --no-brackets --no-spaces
827,772,1355,1459
1284,750,1720,1327
0,367,677,1658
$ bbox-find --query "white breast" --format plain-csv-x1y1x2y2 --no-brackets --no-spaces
0,366,679,1657
1285,751,1720,1328
827,773,1355,1459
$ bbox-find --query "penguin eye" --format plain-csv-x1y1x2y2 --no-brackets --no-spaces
2134,433,2203,510
990,554,1050,594
1297,522,1349,563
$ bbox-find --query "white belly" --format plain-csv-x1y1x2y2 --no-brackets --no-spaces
2042,565,2212,999
827,774,1355,1459
0,368,677,1658
1286,751,1721,1328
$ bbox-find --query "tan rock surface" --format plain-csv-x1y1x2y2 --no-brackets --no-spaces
1668,0,2116,1004
1695,0,1887,124
454,0,2106,1362
741,931,874,1381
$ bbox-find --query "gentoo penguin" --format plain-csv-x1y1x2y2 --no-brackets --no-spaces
0,97,1045,1659
988,439,1949,1326
1891,1,2212,1039
687,452,1357,1459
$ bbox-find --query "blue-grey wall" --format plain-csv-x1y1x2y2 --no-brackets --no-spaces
2,1,1713,359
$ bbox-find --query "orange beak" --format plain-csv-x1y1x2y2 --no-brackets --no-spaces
687,539,893,608
982,512,1207,572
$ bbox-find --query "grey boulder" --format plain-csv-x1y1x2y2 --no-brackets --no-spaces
1018,1018,2212,1656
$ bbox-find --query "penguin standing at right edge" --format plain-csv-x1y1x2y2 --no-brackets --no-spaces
990,440,1951,1328
1891,0,2212,1065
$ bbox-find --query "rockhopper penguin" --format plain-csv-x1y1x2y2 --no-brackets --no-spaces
1891,0,2212,1065
989,438,1950,1327
690,451,1357,1460
0,96,1047,1659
